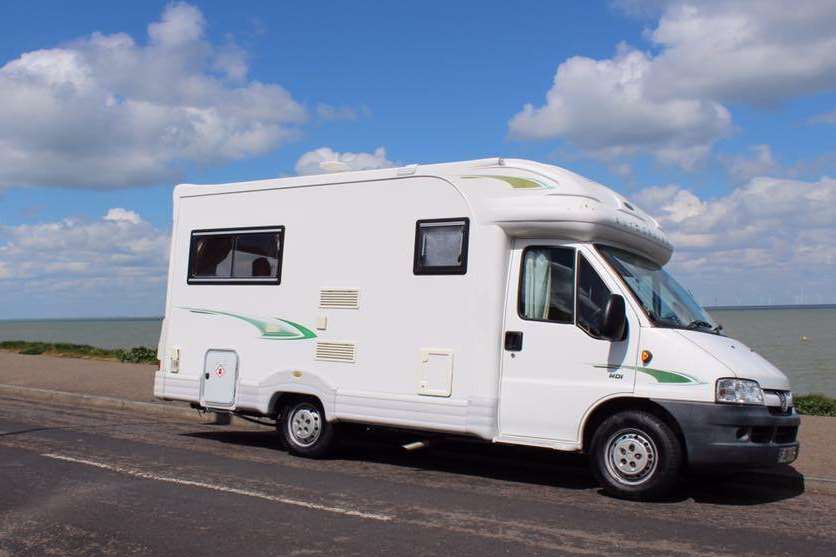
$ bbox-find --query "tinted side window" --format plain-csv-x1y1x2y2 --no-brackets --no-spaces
193,236,234,277
188,227,283,284
233,233,280,278
414,218,469,275
577,255,612,336
519,246,575,323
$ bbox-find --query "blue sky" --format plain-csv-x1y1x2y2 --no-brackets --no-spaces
0,0,834,317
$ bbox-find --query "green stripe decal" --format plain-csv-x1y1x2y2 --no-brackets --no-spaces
595,364,701,384
459,175,555,190
635,367,696,384
182,308,316,340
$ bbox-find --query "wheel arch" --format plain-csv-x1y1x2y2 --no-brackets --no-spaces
580,397,687,461
268,388,334,420
256,370,337,420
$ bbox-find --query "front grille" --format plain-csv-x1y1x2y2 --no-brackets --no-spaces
764,390,794,415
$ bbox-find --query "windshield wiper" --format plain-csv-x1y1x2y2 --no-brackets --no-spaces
647,311,685,329
686,320,720,333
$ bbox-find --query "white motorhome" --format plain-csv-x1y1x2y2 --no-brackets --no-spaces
155,157,799,498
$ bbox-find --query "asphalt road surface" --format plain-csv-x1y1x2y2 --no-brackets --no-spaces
1,396,833,557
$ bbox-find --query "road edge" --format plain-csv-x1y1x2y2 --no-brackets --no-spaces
0,383,262,428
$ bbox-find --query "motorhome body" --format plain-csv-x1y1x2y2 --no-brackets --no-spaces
155,158,799,498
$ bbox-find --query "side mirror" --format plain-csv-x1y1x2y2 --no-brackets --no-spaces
600,294,626,341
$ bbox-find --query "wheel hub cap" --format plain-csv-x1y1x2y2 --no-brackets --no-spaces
605,430,658,486
290,407,321,447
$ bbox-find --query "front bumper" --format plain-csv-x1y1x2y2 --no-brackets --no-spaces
654,399,800,469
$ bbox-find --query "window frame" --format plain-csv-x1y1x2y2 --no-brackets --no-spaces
516,245,577,324
413,217,470,275
187,225,285,285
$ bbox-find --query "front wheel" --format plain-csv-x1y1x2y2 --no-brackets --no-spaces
280,399,338,458
590,410,683,499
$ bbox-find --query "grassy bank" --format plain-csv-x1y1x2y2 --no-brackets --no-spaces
795,394,836,417
0,340,157,364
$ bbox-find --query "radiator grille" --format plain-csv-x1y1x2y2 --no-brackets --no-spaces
319,289,360,309
315,341,357,363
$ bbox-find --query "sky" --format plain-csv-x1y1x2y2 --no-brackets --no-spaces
0,0,834,318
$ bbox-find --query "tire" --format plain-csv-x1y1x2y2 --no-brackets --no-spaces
280,399,338,458
589,410,683,500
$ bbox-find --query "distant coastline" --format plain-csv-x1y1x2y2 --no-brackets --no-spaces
0,316,163,323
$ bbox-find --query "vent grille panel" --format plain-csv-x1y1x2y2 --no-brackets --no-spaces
315,341,357,363
319,289,360,309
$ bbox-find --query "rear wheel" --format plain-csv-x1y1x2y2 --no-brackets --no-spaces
280,399,338,458
590,410,683,499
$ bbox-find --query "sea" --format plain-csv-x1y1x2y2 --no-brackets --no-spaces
1,307,834,396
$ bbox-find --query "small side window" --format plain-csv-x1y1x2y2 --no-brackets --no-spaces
188,226,283,285
413,218,469,275
577,255,612,337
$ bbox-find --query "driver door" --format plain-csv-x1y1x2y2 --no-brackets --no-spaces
498,241,639,445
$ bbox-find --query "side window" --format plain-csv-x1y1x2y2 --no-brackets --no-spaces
192,235,234,278
189,227,283,284
519,246,575,323
577,255,612,336
413,218,469,275
232,232,280,278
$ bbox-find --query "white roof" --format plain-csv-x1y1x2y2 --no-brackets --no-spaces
175,157,673,264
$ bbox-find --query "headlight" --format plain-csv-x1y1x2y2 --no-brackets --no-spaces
716,378,764,405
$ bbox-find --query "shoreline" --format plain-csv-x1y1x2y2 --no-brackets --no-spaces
0,341,157,364
1,342,834,416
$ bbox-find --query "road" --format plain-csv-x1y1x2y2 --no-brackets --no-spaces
0,395,833,557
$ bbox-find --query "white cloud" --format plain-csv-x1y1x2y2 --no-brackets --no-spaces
633,175,836,304
0,2,306,189
722,144,779,182
509,45,731,169
104,207,142,225
647,1,836,105
510,0,836,169
0,209,170,316
294,146,396,175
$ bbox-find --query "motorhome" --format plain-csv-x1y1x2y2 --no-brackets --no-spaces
154,157,799,498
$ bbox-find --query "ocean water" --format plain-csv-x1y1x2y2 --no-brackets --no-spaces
0,308,834,395
0,318,163,351
708,308,836,397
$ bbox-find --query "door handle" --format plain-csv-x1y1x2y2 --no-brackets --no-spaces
204,372,210,379
504,331,523,351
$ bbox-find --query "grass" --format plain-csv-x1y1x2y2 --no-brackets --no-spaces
0,340,158,364
795,394,836,417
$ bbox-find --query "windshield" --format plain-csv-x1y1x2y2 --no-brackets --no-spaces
597,245,720,333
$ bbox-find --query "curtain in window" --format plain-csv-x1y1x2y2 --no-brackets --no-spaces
523,250,551,320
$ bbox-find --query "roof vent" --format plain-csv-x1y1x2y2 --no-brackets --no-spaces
315,341,356,363
397,164,418,176
319,289,360,309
